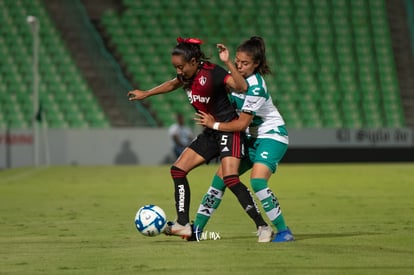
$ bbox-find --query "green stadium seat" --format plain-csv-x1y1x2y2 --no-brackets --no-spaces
0,0,110,129
93,0,406,128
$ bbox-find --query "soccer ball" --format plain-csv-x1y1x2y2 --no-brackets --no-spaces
134,204,167,237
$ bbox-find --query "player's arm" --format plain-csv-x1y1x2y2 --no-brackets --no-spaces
217,44,247,92
195,110,252,132
128,78,182,101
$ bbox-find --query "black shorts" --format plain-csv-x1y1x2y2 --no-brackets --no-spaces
189,128,245,162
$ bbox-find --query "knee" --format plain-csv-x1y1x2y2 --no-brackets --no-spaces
170,165,187,178
223,175,240,188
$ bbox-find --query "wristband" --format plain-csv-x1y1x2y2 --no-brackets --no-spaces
213,122,220,130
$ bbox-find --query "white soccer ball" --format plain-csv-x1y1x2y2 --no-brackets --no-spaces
134,204,167,237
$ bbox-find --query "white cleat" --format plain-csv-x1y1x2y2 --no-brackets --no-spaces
164,221,192,239
257,225,274,243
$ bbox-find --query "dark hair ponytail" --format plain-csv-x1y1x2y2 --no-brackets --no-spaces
172,37,208,63
237,36,271,75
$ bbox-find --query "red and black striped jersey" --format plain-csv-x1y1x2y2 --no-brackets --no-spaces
178,61,238,123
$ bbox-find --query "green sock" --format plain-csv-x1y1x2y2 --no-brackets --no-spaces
251,178,287,232
194,174,226,231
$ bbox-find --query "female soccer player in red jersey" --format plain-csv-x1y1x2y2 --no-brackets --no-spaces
128,37,269,239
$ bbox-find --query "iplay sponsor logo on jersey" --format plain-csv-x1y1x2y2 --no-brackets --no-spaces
186,89,211,104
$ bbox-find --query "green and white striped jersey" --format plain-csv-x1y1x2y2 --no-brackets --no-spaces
231,73,288,144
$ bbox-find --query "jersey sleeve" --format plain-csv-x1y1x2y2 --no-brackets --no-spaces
213,65,230,87
240,84,267,114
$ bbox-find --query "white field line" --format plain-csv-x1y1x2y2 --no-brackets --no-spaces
0,166,49,184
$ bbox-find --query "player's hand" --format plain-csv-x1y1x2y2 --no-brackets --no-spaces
127,89,147,101
217,44,230,63
194,111,215,128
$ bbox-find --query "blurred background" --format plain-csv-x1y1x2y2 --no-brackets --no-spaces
0,0,413,168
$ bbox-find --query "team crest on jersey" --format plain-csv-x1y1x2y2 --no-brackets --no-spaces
199,76,207,86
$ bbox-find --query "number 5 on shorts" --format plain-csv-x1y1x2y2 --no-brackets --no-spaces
221,135,228,145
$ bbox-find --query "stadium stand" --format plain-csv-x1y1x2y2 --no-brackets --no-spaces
0,0,110,129
100,0,406,128
0,0,408,129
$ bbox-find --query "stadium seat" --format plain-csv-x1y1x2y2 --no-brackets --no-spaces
0,0,110,129
96,0,405,129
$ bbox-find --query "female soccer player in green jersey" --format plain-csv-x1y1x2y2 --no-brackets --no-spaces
194,36,294,242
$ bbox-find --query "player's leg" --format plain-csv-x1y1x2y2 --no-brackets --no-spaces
191,154,255,241
218,131,268,233
221,156,269,231
166,146,206,238
193,166,226,236
249,139,294,242
166,130,220,239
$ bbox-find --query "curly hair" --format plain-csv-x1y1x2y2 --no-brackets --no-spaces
172,40,208,63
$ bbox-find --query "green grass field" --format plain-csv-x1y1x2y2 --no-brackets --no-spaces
1,163,414,274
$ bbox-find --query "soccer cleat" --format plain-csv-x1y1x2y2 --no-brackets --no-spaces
272,227,294,242
163,221,192,239
186,223,203,242
256,225,274,242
